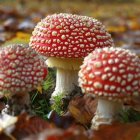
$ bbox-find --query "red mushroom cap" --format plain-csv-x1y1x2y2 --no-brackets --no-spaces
0,44,48,94
78,47,140,101
29,13,113,58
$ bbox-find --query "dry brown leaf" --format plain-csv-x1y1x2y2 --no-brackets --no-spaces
11,113,52,140
0,102,5,111
68,95,97,125
125,96,140,112
26,126,88,140
92,122,140,140
0,133,11,140
49,111,75,129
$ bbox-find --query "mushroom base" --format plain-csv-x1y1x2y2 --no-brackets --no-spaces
4,93,30,116
91,98,123,129
51,68,78,99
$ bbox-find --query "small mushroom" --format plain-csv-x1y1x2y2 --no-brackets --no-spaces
0,44,48,115
78,47,140,129
29,13,114,99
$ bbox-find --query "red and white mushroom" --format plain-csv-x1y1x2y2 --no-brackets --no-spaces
29,13,114,99
78,47,140,129
0,44,48,115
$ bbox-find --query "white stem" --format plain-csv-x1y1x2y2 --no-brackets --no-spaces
91,98,123,129
51,68,78,98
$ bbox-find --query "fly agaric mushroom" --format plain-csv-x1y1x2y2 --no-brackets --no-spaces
78,47,140,129
0,44,47,115
29,13,114,99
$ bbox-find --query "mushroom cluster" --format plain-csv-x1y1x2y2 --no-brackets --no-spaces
78,47,140,129
29,13,114,99
0,44,48,115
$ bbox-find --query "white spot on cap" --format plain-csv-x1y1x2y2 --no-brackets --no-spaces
116,87,121,92
119,69,125,73
94,82,102,89
94,61,102,68
86,67,91,71
121,80,126,86
94,71,101,76
116,76,121,83
102,74,108,80
126,86,131,91
61,35,66,40
132,81,138,86
109,76,116,81
104,67,111,72
89,73,95,78
104,85,109,90
102,54,108,59
114,58,119,63
108,59,114,64
88,81,93,85
110,85,116,91
119,64,125,68
112,67,118,72
79,44,85,48
52,31,57,36
0,74,5,79
9,54,17,59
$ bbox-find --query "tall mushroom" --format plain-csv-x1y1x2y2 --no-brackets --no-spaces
0,44,48,115
29,13,114,99
78,47,140,129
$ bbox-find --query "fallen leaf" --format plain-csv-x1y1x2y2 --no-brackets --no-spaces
36,84,43,94
127,19,140,30
68,94,97,125
107,26,126,33
48,111,75,129
92,122,140,140
125,96,140,112
18,20,35,32
4,32,30,45
26,126,88,140
3,18,19,31
11,113,52,139
0,133,11,140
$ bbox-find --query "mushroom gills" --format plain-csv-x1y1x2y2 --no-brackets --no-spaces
46,57,83,70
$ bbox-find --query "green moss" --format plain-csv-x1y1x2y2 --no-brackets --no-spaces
30,68,56,120
30,91,51,120
51,94,65,116
119,108,140,123
42,68,56,91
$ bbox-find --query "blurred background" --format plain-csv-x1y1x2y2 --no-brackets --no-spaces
0,0,140,52
0,1,140,138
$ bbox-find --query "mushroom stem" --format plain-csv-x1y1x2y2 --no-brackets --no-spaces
91,98,123,129
51,68,78,98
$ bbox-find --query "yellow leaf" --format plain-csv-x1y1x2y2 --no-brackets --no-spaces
36,85,43,94
4,32,31,46
107,26,126,33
